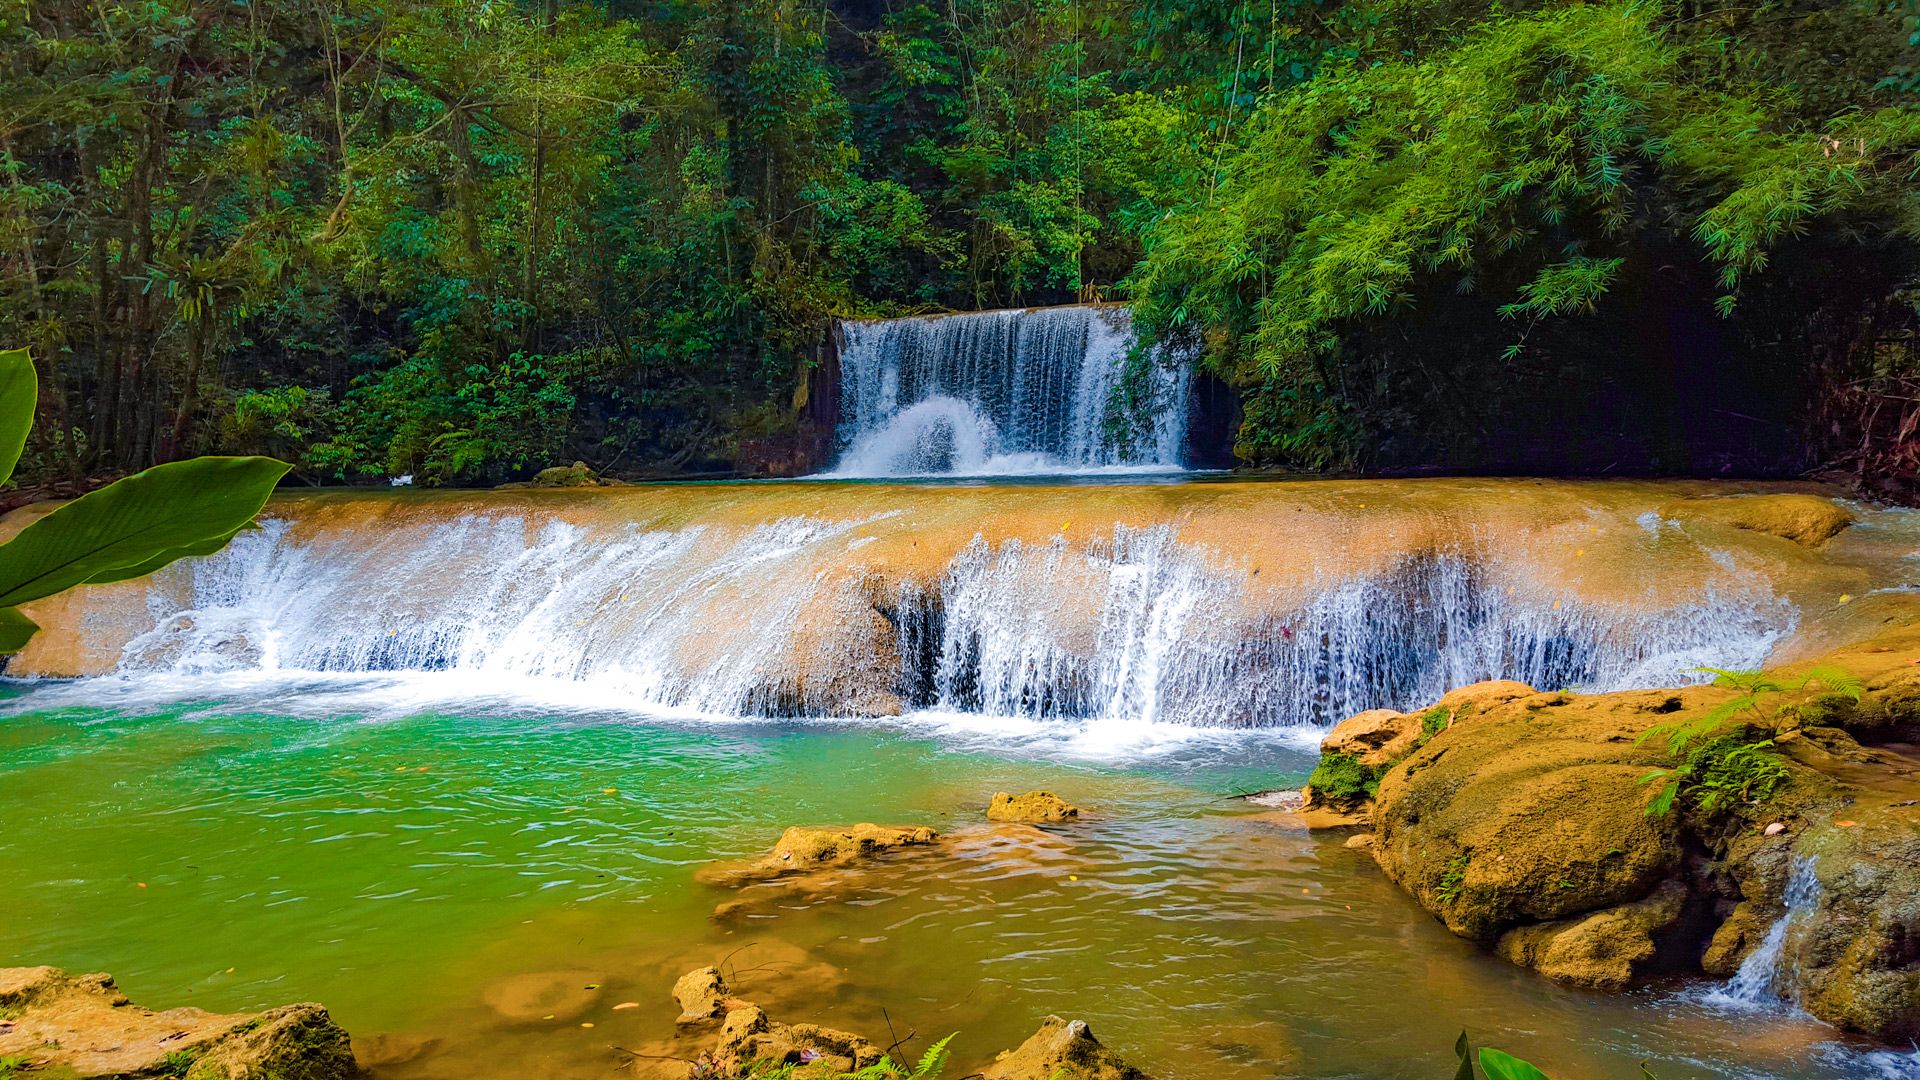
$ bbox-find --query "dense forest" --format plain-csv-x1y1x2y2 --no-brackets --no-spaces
1,0,1917,488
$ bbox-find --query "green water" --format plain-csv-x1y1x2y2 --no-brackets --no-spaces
0,691,1905,1079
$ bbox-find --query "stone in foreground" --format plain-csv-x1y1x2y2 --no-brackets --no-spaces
982,1016,1153,1080
0,966,358,1080
987,790,1082,823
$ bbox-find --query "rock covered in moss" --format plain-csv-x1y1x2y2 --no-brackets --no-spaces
1356,671,1920,1041
981,1016,1153,1080
0,966,358,1080
530,461,603,487
987,790,1082,823
1793,827,1920,1040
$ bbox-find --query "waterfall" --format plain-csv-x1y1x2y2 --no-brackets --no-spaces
1711,858,1822,1009
828,306,1190,477
51,509,1791,732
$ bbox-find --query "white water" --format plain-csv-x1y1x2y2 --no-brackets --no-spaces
1708,857,1823,1011
16,512,1795,752
828,306,1189,477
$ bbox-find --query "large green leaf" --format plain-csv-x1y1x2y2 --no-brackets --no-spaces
82,523,253,586
0,456,289,608
1478,1047,1553,1080
0,606,39,653
0,347,37,486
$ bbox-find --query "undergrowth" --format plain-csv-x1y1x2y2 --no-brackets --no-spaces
1308,751,1386,805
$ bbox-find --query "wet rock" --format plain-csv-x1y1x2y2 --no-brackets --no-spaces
1793,827,1920,1040
669,967,880,1079
1360,662,1920,1040
1659,493,1855,546
0,966,357,1080
1493,880,1691,990
697,824,939,888
672,966,733,1025
1343,832,1376,851
982,1016,1152,1080
987,790,1082,823
1319,709,1419,768
711,1005,884,1077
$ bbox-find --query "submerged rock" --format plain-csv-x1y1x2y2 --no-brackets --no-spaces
987,790,1082,823
698,823,940,889
0,966,358,1080
982,1016,1153,1080
481,967,605,1023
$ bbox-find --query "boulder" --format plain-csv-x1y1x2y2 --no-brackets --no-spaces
529,461,602,488
1793,827,1920,1041
1658,493,1855,546
0,966,357,1080
982,1016,1152,1080
1493,880,1692,990
987,791,1082,823
1370,689,1697,941
1358,664,1920,1040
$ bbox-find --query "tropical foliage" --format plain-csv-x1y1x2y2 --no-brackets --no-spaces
1,0,1916,483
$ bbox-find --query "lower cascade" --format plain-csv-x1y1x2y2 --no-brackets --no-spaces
78,504,1790,728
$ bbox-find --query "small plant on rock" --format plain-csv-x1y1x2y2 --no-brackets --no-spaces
1435,853,1470,905
1636,666,1861,818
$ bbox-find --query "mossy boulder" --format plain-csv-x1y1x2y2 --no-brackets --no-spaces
987,790,1082,823
1319,708,1421,767
1348,670,1920,1041
530,461,601,487
0,966,357,1080
1793,826,1920,1040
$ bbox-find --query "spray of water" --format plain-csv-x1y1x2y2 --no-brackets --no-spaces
1707,857,1822,1010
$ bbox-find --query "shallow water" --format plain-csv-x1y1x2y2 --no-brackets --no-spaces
2,690,1906,1080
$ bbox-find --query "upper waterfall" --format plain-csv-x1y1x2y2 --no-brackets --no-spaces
826,305,1190,477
